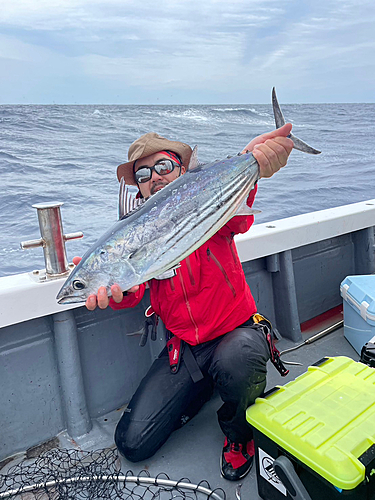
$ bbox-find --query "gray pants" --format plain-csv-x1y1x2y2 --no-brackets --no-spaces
115,324,270,462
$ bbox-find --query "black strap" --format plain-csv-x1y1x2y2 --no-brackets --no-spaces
183,343,204,383
166,330,204,383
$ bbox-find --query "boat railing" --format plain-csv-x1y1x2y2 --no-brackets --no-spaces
1,199,374,330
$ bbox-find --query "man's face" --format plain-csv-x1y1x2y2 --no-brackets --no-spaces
135,152,186,198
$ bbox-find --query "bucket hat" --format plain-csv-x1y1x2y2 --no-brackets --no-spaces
117,132,192,186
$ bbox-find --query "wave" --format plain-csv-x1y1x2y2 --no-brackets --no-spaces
0,151,21,161
0,102,373,276
150,108,210,122
212,107,270,117
144,107,274,128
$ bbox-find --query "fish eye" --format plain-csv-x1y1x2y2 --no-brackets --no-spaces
73,280,86,290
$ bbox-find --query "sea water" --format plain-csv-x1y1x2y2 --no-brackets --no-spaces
0,102,374,277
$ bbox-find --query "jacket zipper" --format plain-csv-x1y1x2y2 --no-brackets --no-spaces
178,269,200,344
227,233,238,265
186,255,196,286
169,277,175,291
207,248,237,298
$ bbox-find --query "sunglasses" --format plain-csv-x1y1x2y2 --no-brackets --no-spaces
134,159,181,184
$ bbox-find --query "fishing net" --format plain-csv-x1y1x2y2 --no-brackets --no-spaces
0,448,225,500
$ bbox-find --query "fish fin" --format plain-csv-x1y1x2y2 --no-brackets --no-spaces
128,237,180,266
288,132,322,155
128,245,148,261
154,264,181,280
119,177,126,219
234,201,261,216
186,146,200,170
118,178,144,219
272,87,286,129
272,87,321,155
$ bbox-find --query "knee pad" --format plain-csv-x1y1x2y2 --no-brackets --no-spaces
114,420,151,463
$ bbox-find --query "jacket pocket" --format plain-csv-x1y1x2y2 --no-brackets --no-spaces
206,248,237,298
227,233,238,266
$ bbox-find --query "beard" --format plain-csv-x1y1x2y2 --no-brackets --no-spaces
150,181,168,195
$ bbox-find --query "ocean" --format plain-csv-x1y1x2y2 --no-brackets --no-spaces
1,102,374,277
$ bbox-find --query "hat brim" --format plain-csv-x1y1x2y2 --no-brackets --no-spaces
117,138,192,186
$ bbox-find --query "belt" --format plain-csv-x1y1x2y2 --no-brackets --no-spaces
140,308,288,380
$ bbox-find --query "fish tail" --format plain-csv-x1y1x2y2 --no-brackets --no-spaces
272,87,321,155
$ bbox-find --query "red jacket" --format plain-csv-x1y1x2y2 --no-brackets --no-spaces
110,186,258,345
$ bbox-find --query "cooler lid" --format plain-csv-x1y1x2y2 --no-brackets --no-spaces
340,275,375,324
246,356,375,490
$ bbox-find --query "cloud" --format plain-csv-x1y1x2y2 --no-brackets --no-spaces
242,0,375,93
0,0,374,103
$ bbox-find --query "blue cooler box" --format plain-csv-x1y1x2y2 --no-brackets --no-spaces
340,275,375,354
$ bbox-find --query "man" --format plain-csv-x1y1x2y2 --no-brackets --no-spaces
77,125,293,481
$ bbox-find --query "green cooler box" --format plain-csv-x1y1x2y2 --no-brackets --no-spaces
246,356,375,500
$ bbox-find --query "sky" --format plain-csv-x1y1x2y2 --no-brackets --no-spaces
0,0,374,104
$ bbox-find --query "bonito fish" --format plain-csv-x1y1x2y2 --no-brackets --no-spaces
56,88,320,304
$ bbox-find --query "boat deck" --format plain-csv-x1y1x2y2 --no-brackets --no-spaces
0,320,360,500
117,323,358,499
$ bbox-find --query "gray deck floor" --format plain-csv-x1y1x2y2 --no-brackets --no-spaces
0,325,361,500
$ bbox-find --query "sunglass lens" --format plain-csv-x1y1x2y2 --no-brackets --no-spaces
155,160,174,175
135,168,152,183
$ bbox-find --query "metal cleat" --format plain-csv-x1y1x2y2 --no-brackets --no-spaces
20,202,83,280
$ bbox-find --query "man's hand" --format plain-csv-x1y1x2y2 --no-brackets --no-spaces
242,123,293,179
72,256,139,311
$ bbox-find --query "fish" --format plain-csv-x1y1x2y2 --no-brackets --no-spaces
56,88,320,304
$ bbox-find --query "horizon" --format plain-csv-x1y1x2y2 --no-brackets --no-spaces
0,100,373,106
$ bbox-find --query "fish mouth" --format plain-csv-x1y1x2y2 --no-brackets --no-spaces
57,294,86,305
